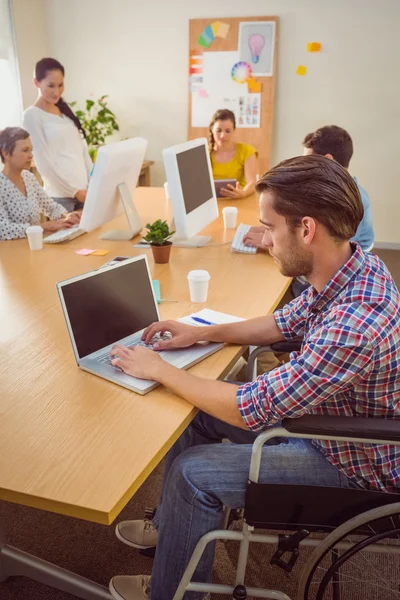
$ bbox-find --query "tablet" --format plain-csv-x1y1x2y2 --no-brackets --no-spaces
214,179,237,197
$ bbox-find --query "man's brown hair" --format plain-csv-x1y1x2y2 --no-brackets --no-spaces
303,125,353,168
256,155,363,241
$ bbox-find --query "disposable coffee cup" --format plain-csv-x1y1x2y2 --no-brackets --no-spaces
26,225,43,250
187,269,211,303
222,206,238,229
164,182,170,200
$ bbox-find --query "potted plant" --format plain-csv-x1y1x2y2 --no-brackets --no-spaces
70,95,119,160
143,219,175,264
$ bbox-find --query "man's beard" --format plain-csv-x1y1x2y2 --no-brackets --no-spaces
272,243,313,278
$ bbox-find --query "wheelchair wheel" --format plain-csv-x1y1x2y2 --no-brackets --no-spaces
297,502,400,600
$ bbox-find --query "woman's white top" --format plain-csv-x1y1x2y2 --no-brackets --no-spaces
22,106,92,199
0,170,66,240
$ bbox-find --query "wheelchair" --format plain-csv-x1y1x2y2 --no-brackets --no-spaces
173,341,400,600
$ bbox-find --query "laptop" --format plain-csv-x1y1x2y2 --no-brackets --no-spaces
56,255,224,394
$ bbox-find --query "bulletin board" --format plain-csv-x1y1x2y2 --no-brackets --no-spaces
188,16,279,175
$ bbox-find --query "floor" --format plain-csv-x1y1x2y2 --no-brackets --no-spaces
1,248,399,600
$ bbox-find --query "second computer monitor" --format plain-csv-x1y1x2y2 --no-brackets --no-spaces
163,138,218,246
80,137,148,240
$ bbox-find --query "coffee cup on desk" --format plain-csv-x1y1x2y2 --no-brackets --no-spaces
26,225,43,250
187,270,210,303
222,207,238,229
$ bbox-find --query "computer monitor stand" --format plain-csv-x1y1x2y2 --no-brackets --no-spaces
100,182,142,241
168,218,211,248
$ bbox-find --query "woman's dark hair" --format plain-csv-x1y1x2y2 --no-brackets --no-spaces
256,155,363,241
35,58,86,138
0,127,30,163
208,109,236,153
303,125,353,169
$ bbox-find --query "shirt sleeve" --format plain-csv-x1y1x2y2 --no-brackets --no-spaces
23,109,78,198
236,325,374,431
273,291,310,341
26,172,67,220
242,143,258,161
82,138,93,177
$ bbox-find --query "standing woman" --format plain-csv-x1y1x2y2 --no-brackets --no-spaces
22,57,92,212
209,109,257,199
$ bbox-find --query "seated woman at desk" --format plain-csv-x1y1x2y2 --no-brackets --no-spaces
22,57,92,212
0,127,80,240
209,109,257,199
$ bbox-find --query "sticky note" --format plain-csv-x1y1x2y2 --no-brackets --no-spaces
91,249,110,256
211,21,220,37
296,65,307,76
307,42,321,52
198,35,211,48
217,22,230,39
190,57,203,66
247,77,262,93
204,25,215,43
75,248,95,255
152,280,161,304
198,88,208,98
189,66,202,75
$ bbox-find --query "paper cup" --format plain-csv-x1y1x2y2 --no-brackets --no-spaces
26,225,43,250
187,270,210,303
222,207,238,229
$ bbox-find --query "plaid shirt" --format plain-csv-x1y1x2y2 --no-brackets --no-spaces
237,244,400,493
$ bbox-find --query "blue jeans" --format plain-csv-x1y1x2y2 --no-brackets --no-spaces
149,412,358,600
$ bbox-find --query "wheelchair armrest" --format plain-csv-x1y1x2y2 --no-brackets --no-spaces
283,415,400,443
246,339,302,381
270,340,302,353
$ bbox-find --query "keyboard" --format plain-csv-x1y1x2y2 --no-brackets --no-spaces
96,332,173,367
43,226,86,244
231,223,257,254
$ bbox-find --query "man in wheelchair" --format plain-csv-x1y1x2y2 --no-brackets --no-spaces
108,155,400,600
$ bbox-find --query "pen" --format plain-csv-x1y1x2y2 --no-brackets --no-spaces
191,316,216,326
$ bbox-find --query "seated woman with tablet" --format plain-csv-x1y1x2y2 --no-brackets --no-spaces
0,127,80,240
209,109,257,199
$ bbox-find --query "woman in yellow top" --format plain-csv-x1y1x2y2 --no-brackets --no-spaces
209,109,257,199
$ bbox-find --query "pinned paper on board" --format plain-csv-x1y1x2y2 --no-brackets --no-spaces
247,77,262,93
307,42,321,52
231,61,252,84
197,21,230,48
238,21,275,76
75,248,95,255
296,65,307,76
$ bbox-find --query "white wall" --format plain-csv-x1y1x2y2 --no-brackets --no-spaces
15,0,400,244
12,0,49,108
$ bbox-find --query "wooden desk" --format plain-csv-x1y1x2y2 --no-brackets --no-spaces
138,160,154,186
0,188,289,598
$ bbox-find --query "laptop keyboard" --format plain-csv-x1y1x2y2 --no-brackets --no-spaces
96,332,173,368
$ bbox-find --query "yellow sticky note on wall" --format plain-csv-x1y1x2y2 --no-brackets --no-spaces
307,42,321,52
296,65,307,76
211,21,220,37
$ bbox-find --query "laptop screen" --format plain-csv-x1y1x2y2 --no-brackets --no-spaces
60,258,159,358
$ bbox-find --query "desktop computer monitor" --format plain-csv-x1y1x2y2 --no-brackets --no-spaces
79,137,148,241
163,138,218,247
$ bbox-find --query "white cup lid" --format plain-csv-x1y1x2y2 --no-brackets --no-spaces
26,225,43,233
222,206,238,214
187,269,211,282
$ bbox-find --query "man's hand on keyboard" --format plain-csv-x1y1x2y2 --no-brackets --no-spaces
110,344,162,380
243,226,266,249
142,320,201,350
220,182,245,199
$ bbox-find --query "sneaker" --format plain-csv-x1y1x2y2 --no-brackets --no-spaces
115,519,158,550
109,575,150,600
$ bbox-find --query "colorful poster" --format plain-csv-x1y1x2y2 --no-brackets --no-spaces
238,21,276,76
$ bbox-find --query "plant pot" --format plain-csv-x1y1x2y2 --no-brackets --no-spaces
151,242,172,264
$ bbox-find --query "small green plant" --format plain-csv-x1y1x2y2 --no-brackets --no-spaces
143,220,175,246
70,95,119,160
